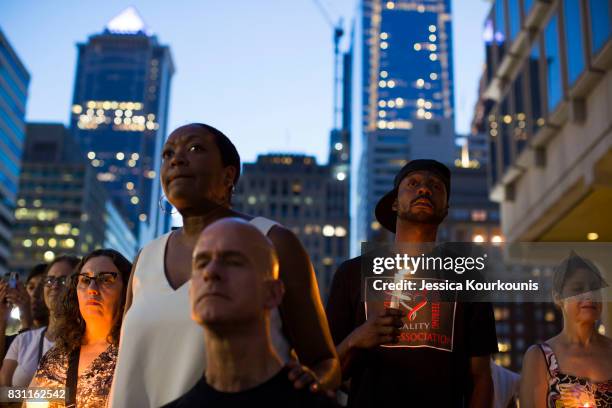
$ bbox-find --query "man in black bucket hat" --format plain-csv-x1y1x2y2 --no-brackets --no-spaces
326,159,497,407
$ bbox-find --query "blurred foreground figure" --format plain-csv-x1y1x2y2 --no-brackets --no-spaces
519,253,612,408
163,218,333,407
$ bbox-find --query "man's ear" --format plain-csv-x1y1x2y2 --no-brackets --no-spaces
223,166,237,189
263,279,284,310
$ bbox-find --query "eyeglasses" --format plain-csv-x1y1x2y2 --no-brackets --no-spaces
76,272,118,288
44,276,67,287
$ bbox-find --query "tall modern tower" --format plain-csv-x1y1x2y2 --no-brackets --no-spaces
70,7,174,244
353,0,457,247
0,30,29,276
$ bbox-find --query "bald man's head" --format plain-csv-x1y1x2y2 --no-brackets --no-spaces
190,218,284,328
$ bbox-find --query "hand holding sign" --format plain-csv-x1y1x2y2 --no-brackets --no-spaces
348,307,404,349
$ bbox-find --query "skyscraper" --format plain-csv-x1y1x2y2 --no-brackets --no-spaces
11,123,136,276
0,30,29,276
70,7,174,244
353,0,457,245
233,153,349,300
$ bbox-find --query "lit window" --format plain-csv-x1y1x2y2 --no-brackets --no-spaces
380,71,388,78
139,214,147,222
43,251,55,262
417,98,425,107
380,32,388,40
126,182,135,190
22,239,32,248
378,100,387,108
247,196,257,205
416,79,425,88
387,80,395,88
377,120,387,129
379,80,387,88
429,54,438,61
380,41,388,49
336,172,346,181
131,196,140,205
424,112,433,119
36,238,45,247
471,210,487,221
395,98,404,107
387,100,396,108
429,25,436,32
72,105,83,114
322,225,335,237
379,111,386,118
54,223,71,235
131,153,140,160
414,43,422,51
430,73,438,80
472,234,485,243
116,152,125,160
334,142,343,151
87,151,96,160
429,34,437,42
386,1,395,9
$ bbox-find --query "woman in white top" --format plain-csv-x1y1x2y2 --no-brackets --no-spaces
0,255,80,387
111,123,340,407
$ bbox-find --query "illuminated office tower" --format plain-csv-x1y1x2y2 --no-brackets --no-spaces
352,0,457,245
11,123,136,276
70,7,174,244
233,154,349,300
0,30,29,276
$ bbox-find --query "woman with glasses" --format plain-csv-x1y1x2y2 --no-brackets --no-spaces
0,256,79,387
28,249,131,408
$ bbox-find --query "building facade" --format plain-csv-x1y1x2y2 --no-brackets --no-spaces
473,0,611,368
10,123,136,276
70,7,174,244
233,154,349,300
0,30,29,276
352,0,457,245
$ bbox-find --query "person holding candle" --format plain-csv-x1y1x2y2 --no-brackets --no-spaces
326,159,498,407
519,253,612,408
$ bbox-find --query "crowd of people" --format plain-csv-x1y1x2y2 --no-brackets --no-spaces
0,123,609,408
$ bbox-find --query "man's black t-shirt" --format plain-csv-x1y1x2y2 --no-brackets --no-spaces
161,367,332,408
326,256,498,407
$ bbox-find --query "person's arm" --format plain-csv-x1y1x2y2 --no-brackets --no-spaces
0,282,10,361
518,345,548,408
0,332,21,387
268,226,340,391
335,308,403,376
122,250,140,317
6,282,32,330
469,355,494,408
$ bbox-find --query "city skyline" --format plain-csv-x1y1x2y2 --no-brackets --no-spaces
0,0,490,165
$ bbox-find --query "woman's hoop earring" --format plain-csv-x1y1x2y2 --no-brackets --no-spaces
158,195,177,214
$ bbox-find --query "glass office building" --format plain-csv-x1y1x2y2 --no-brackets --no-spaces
353,0,457,245
70,7,174,244
473,0,612,367
0,30,29,276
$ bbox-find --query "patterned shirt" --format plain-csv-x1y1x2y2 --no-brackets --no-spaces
31,344,118,408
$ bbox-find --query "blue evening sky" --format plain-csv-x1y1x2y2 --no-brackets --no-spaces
0,0,490,164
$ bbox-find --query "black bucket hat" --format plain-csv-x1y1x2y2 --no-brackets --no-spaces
375,159,451,233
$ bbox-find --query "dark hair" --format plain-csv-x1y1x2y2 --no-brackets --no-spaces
56,249,132,353
26,263,48,283
45,255,81,276
192,122,241,187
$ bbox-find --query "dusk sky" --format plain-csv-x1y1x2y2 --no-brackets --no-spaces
0,0,490,164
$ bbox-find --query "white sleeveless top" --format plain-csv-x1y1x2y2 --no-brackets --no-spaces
110,217,291,408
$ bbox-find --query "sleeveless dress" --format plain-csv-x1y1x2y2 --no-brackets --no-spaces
539,343,612,407
110,217,291,408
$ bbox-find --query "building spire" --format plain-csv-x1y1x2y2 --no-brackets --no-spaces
106,7,150,35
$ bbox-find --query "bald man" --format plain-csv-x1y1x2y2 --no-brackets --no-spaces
162,218,332,408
